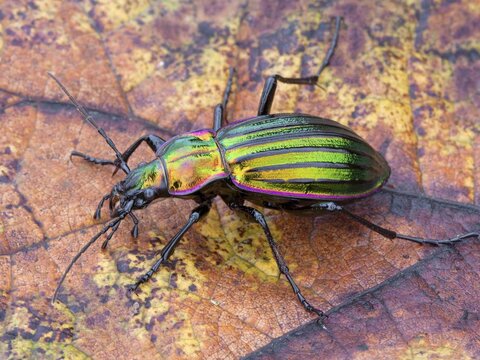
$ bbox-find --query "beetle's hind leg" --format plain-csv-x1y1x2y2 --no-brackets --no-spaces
312,202,480,245
257,16,341,116
229,203,327,323
213,67,236,131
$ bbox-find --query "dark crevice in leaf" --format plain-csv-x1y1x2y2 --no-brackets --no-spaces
1,98,176,138
77,2,136,119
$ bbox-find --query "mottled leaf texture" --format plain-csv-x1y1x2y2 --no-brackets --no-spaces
0,1,479,359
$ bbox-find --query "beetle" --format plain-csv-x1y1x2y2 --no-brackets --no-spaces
49,17,478,321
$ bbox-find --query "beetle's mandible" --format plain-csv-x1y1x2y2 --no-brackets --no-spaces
49,16,479,323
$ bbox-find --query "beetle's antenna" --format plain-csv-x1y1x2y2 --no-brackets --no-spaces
52,216,124,303
48,72,130,175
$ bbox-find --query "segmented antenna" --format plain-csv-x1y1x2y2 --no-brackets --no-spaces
48,72,130,175
52,216,124,303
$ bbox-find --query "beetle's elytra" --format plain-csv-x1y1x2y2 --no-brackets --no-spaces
49,16,478,323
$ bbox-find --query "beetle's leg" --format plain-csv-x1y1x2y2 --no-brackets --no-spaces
257,16,341,116
129,201,211,292
230,203,326,321
129,213,139,238
313,202,480,245
94,193,111,220
49,73,131,174
71,135,164,175
71,151,116,166
111,134,165,175
213,67,236,131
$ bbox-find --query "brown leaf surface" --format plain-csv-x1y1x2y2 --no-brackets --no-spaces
0,0,479,359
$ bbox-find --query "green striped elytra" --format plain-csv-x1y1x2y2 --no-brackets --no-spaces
49,17,478,323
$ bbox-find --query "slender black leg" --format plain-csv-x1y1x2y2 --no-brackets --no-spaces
111,134,165,175
71,134,165,173
129,213,139,238
129,202,212,291
312,202,480,245
94,193,111,220
71,151,115,166
213,67,235,131
213,104,224,132
257,16,341,116
230,203,326,320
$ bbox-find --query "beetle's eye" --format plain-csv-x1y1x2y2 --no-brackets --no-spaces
144,188,155,199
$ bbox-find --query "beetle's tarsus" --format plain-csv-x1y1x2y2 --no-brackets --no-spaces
130,272,151,292
315,314,329,330
129,213,139,238
131,224,139,238
70,150,116,166
396,231,479,246
128,283,140,294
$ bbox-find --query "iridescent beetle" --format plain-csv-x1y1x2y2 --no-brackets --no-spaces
49,17,478,321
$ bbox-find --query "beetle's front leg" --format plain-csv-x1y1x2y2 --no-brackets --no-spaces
229,202,327,322
129,201,211,292
71,134,165,173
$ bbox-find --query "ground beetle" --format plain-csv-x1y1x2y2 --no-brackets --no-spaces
49,17,478,322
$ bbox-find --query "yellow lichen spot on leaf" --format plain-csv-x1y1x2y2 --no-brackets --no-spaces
141,290,202,357
92,254,118,288
3,304,84,359
7,339,89,360
158,0,182,13
402,337,470,360
172,248,208,293
68,12,99,38
221,213,281,278
164,48,230,115
121,48,157,91
362,47,411,101
197,205,235,262
83,0,151,32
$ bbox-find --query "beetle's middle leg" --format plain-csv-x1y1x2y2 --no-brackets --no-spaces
312,202,479,245
257,16,341,116
229,202,326,321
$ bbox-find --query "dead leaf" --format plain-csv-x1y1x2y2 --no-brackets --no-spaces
0,0,479,359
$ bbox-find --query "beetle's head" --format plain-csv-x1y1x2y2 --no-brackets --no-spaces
109,159,168,217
